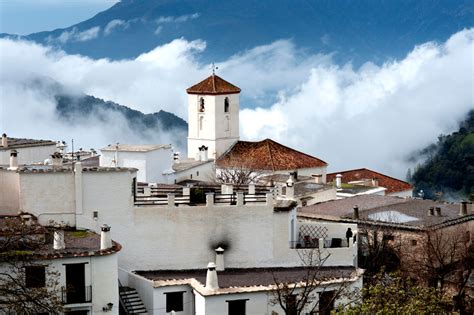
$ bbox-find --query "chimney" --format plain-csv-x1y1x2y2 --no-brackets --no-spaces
215,247,225,271
336,174,342,189
353,205,359,219
459,201,468,216
53,230,65,250
313,174,322,184
428,207,434,216
1,133,7,148
100,224,112,250
8,150,18,170
51,152,63,166
199,145,208,162
173,152,180,164
435,207,441,217
205,262,219,290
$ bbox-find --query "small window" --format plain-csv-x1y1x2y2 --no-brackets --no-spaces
382,234,394,242
224,97,230,112
225,116,230,132
25,265,46,288
199,97,205,112
190,174,193,179
165,292,184,312
197,171,200,176
411,239,417,246
199,116,204,131
227,299,247,315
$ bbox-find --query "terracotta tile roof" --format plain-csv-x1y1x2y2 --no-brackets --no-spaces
216,139,327,171
186,75,241,95
327,168,412,194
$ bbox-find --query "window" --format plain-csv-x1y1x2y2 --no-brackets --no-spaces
319,291,336,315
227,299,248,315
382,234,394,242
165,291,184,312
411,239,417,246
224,97,230,112
190,174,193,179
199,97,205,112
196,171,200,176
25,265,46,288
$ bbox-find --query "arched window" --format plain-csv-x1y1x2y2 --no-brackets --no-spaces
199,97,205,112
225,116,230,132
224,97,230,113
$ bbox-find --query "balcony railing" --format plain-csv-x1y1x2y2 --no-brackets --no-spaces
290,238,354,249
62,285,92,304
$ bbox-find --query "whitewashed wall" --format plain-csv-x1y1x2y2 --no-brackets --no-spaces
164,161,214,184
0,144,57,166
0,170,20,214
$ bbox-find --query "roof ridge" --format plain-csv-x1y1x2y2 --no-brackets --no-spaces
265,139,276,171
327,168,411,186
212,74,216,93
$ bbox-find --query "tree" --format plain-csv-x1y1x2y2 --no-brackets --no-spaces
270,249,355,315
402,226,473,313
338,272,451,314
213,156,265,189
0,215,62,313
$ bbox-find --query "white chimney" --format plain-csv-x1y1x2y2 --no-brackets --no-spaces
205,262,219,290
371,178,379,187
51,152,63,166
336,174,342,189
100,224,112,250
53,230,65,250
8,150,18,170
215,247,225,271
1,133,7,148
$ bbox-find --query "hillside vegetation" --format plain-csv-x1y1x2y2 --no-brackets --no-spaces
411,110,474,201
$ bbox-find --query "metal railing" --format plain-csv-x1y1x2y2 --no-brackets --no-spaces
61,285,92,304
290,238,352,249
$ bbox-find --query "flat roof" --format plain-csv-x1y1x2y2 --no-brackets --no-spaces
0,216,121,260
172,158,213,172
0,165,137,173
101,144,171,152
298,195,473,229
137,266,358,290
0,137,56,151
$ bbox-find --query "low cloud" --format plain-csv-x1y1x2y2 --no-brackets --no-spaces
1,29,473,177
53,26,101,43
156,13,200,24
104,19,129,35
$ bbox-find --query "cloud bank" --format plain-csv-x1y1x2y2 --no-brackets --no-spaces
1,29,473,177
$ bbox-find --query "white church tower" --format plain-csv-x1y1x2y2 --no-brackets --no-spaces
186,74,241,159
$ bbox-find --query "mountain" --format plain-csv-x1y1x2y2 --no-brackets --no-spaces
55,93,188,147
410,110,474,201
4,0,473,65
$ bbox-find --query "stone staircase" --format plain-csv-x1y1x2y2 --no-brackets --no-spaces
119,286,148,314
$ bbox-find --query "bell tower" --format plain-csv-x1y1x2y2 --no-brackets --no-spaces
186,74,240,160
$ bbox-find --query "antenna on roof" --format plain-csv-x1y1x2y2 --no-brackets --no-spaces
211,63,218,75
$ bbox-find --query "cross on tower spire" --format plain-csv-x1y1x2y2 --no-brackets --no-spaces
211,63,218,75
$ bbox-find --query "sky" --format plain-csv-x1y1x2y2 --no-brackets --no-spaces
0,2,472,179
0,0,117,35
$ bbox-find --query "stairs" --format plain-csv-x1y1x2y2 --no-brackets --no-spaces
119,287,148,314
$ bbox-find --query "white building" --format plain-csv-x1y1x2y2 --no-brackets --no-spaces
100,144,173,183
186,74,241,160
0,133,57,166
0,215,121,314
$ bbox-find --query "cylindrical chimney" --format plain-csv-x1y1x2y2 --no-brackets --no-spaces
353,205,359,219
336,174,342,189
215,247,225,271
100,224,112,250
459,201,468,216
53,230,65,250
206,262,219,290
428,207,434,216
9,150,18,170
1,133,7,148
435,207,441,217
